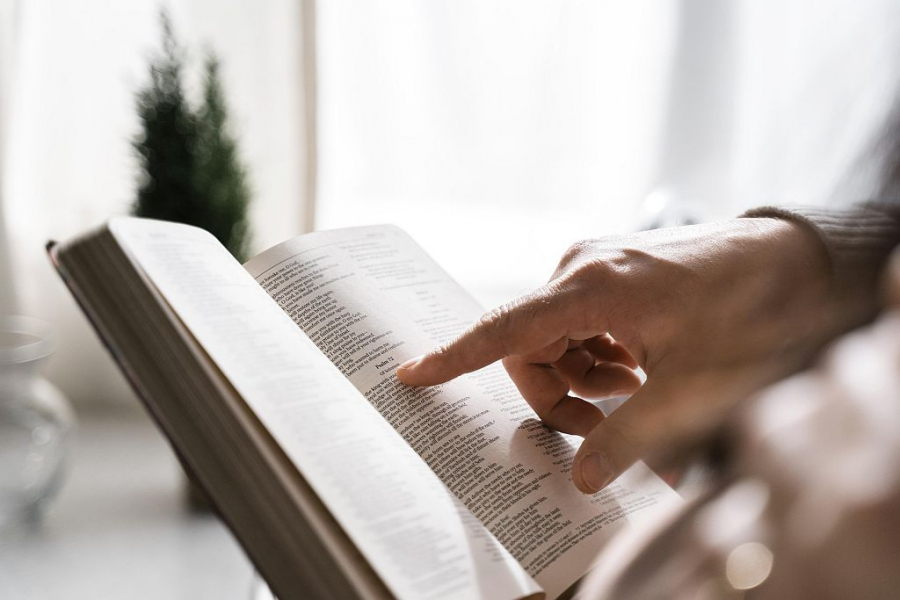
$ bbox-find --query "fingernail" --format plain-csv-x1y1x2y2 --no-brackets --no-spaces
579,452,614,493
398,355,423,372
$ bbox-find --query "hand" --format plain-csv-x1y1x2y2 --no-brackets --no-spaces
397,218,833,493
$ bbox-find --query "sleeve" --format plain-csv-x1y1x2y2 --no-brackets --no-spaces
742,204,900,292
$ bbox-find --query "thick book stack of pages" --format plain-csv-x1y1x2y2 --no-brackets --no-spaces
50,219,679,600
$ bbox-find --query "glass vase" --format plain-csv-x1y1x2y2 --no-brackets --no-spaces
0,316,74,530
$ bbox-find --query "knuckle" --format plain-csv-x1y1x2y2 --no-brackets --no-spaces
481,304,511,330
533,407,551,424
557,239,621,274
556,246,620,290
534,402,560,425
558,239,593,272
570,259,611,287
433,342,453,359
479,304,514,349
552,263,612,327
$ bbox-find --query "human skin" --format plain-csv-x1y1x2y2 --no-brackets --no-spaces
397,218,836,494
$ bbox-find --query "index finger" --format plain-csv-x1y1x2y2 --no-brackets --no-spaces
397,283,601,386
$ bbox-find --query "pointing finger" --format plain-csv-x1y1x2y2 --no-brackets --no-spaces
398,284,603,386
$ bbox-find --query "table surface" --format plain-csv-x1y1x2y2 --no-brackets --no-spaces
0,409,256,600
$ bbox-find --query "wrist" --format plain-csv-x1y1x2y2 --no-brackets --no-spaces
733,217,832,334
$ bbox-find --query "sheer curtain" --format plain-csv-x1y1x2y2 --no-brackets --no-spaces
316,0,900,307
728,0,900,209
316,2,678,307
0,0,16,315
1,0,314,406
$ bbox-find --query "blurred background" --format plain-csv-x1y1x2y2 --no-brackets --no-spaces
2,0,900,597
3,0,900,411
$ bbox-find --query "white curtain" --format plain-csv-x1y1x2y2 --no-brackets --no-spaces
728,0,900,210
316,2,678,307
316,0,900,307
1,0,314,406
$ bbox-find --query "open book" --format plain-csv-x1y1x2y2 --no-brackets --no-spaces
50,218,679,600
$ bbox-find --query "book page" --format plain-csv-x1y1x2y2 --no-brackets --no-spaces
244,225,682,600
109,218,542,600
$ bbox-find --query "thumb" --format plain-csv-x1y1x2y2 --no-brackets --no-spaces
571,377,678,494
570,369,745,493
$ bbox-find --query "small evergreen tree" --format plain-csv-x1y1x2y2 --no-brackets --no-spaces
194,54,251,261
133,11,251,261
133,13,200,228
